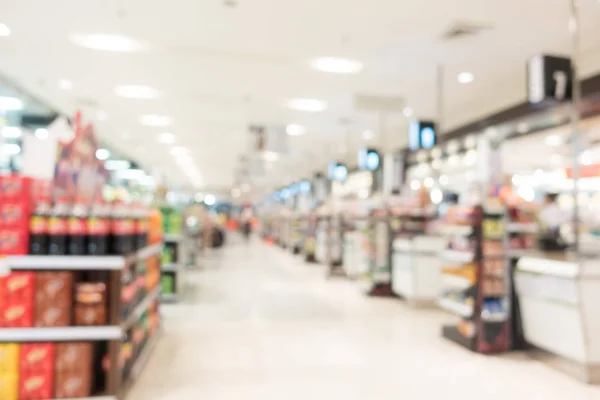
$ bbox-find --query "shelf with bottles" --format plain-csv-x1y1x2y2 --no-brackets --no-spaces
439,204,511,353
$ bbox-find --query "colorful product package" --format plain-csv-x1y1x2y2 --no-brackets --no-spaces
0,344,19,375
18,369,53,400
0,228,28,256
0,374,18,400
54,368,91,398
19,343,55,372
55,343,92,372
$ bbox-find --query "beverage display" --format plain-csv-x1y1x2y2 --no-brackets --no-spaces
67,199,88,256
48,200,69,256
87,201,110,256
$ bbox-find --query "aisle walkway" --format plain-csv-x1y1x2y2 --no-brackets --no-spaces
129,240,600,399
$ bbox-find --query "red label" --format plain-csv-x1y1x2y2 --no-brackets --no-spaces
135,220,148,234
68,218,87,235
112,219,133,235
30,216,48,234
48,217,68,235
2,204,24,224
88,218,109,235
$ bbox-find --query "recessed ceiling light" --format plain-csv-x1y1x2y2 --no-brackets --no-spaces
157,132,176,144
95,148,110,160
0,23,10,37
262,151,280,161
2,143,21,155
286,98,327,112
0,96,24,111
310,57,363,74
545,134,562,146
70,33,145,52
457,72,474,84
402,107,413,117
58,79,73,90
97,110,108,121
115,85,159,99
35,128,48,139
286,124,306,136
1,127,21,138
140,114,170,126
362,129,375,140
171,146,189,156
204,194,216,205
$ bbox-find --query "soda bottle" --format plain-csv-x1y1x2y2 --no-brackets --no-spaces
110,202,132,255
29,199,51,255
48,199,69,255
68,199,88,255
87,201,110,255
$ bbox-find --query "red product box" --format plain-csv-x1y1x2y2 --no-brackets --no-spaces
19,369,53,400
4,272,34,301
0,175,29,201
3,300,33,328
20,343,55,372
0,228,28,256
0,201,29,228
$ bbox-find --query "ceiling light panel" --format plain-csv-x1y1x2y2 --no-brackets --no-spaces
0,96,24,111
286,124,306,136
115,85,159,99
457,72,474,84
157,132,176,144
70,33,145,52
58,79,73,90
0,23,10,37
140,114,171,126
311,57,363,74
286,98,327,112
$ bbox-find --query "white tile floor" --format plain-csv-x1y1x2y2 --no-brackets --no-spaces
128,239,600,399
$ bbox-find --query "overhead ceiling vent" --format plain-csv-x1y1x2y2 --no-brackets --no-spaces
441,21,492,41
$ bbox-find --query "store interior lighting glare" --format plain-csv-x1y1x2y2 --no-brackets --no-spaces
34,128,48,139
439,175,449,185
58,79,73,90
286,124,306,136
310,57,363,74
1,126,22,138
545,134,562,146
0,96,24,111
157,132,176,144
430,188,443,204
140,114,171,126
402,107,413,117
70,33,145,52
410,180,421,190
115,85,159,99
204,194,216,205
0,22,10,37
362,130,375,140
457,72,474,84
286,98,328,112
2,143,21,155
104,160,131,170
95,148,110,160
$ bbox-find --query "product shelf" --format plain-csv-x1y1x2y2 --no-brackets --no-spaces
161,293,178,302
161,263,180,272
0,326,123,342
51,396,117,400
5,243,163,271
122,286,161,329
440,249,474,264
441,273,473,290
164,234,182,242
438,297,473,318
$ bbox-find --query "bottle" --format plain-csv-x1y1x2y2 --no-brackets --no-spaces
110,202,132,255
68,199,88,255
48,199,69,255
87,201,110,256
134,205,149,250
29,198,51,255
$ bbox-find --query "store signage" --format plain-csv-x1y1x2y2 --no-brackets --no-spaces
332,170,373,197
527,55,572,105
408,120,436,151
357,148,381,171
328,162,348,182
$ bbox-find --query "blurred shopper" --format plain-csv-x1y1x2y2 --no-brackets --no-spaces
538,192,567,251
241,206,253,240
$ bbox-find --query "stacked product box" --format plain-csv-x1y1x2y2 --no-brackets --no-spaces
0,342,94,399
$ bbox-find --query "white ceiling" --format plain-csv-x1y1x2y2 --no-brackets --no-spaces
2,0,600,194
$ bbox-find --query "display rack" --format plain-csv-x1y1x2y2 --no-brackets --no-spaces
0,243,163,399
160,235,183,302
390,202,444,305
439,204,511,353
363,207,393,296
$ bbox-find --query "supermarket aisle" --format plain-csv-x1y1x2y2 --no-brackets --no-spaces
128,240,600,400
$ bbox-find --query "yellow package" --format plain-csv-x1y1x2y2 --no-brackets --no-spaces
0,344,18,375
0,374,18,400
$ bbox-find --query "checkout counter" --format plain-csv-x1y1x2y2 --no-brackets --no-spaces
515,250,600,383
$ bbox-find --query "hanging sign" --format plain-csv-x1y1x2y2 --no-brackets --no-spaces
358,148,381,171
408,120,436,151
527,55,573,105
